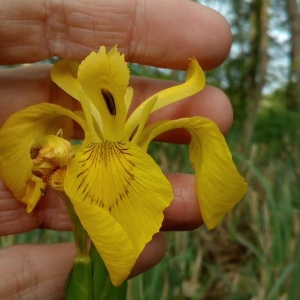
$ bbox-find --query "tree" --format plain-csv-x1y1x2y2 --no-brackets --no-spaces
286,0,300,110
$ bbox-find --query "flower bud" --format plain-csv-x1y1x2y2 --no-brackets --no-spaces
31,133,74,188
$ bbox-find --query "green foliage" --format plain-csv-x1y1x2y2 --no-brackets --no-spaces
252,89,300,158
0,229,73,246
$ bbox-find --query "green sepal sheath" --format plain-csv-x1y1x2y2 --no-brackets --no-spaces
90,243,128,300
65,255,93,300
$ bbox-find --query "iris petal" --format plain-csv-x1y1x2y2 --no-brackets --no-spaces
131,96,158,144
51,60,81,100
64,138,173,284
0,103,85,212
125,59,206,138
124,87,133,115
138,117,247,229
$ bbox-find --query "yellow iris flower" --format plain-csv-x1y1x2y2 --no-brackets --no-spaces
0,46,247,286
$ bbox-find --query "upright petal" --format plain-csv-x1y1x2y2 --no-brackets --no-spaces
125,59,205,138
131,96,158,144
124,87,134,115
51,60,81,100
77,46,129,141
64,139,173,284
51,60,105,138
0,104,85,212
138,117,247,229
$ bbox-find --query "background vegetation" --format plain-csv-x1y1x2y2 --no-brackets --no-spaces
1,0,300,299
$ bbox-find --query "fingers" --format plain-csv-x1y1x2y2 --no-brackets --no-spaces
0,65,233,138
0,181,71,235
0,234,167,298
130,77,233,139
162,174,203,231
0,65,77,127
0,0,231,69
1,173,202,236
0,243,75,299
129,232,168,278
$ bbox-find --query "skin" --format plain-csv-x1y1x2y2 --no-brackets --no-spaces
0,0,233,299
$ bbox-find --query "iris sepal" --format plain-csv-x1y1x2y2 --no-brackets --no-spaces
137,117,248,229
64,139,173,286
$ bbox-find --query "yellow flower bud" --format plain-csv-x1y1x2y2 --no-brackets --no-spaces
30,133,74,187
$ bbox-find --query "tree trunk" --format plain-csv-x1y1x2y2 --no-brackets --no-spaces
242,0,269,144
286,0,300,111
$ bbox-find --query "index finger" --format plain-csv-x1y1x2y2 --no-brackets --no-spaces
0,174,202,236
0,0,231,69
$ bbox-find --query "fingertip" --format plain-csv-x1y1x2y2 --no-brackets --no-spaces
196,6,232,70
129,232,168,278
128,0,232,69
196,85,233,135
162,174,203,231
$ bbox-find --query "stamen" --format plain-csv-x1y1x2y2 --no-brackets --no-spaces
56,128,63,137
101,88,116,116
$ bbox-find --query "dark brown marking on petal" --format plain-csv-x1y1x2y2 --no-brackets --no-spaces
113,146,135,181
82,191,88,202
76,141,136,213
77,176,85,189
76,168,89,178
100,88,116,116
79,144,95,162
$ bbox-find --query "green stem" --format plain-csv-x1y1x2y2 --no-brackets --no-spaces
53,190,92,300
90,243,128,300
55,190,89,256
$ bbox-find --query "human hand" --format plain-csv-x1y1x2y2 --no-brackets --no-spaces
0,0,232,298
